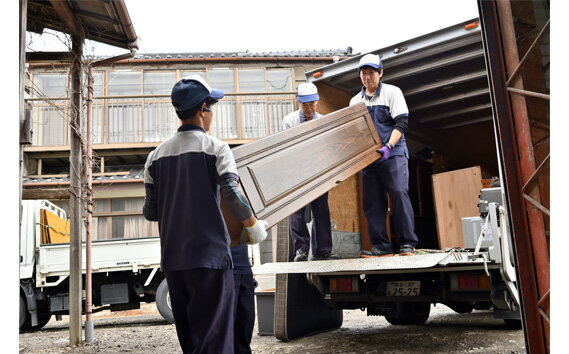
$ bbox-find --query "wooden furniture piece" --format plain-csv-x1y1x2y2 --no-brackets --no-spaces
224,102,381,244
431,166,483,249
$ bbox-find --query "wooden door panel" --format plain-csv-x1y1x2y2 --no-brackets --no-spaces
226,103,381,237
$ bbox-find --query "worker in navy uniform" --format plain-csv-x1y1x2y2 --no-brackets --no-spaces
143,74,268,354
230,244,255,354
282,83,340,262
350,54,418,257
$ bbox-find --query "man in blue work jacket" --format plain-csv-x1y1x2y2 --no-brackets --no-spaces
282,83,340,262
350,54,419,257
143,74,268,353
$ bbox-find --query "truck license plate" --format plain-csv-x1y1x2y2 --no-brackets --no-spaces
386,281,421,296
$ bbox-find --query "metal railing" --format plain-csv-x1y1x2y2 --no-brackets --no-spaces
27,92,296,146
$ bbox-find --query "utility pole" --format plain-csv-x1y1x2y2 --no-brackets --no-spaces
69,33,84,347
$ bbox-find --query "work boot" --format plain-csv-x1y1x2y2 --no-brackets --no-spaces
359,247,394,258
311,252,341,261
294,249,308,262
399,245,416,256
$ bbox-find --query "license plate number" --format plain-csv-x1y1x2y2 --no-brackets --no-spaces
386,281,421,296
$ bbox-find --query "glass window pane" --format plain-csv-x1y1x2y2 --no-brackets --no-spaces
144,71,176,95
111,199,126,211
33,73,68,98
108,71,141,95
207,69,235,93
93,72,104,96
267,69,292,92
239,69,264,92
181,71,206,81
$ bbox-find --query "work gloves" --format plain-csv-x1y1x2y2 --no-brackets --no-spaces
241,219,269,245
377,144,392,162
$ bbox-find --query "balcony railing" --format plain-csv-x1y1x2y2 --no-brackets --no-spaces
27,92,296,147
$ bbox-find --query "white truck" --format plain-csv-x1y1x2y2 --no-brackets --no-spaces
251,18,526,340
19,200,174,331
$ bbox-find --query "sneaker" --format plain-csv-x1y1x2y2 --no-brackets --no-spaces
311,252,341,261
399,245,416,256
360,247,394,258
294,249,308,262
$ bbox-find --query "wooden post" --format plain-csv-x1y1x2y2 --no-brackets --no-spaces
69,34,84,347
85,65,95,343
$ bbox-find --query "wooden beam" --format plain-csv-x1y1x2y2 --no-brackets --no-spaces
48,0,85,38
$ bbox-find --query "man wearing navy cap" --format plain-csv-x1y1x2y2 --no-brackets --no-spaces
350,54,419,257
143,74,268,353
282,83,340,262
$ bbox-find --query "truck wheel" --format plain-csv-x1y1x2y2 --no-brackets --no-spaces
156,279,175,324
385,302,430,325
19,293,29,331
20,293,51,331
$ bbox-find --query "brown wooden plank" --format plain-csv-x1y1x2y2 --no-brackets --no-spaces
431,166,483,249
224,103,381,245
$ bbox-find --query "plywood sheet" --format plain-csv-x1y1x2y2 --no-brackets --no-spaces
432,166,482,249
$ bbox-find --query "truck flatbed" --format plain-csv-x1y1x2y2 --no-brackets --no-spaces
252,250,496,276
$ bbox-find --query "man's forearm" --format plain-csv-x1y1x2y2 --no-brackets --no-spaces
143,184,158,221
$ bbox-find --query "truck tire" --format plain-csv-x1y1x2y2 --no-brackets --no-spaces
19,293,28,330
156,279,175,324
385,302,430,325
20,292,52,331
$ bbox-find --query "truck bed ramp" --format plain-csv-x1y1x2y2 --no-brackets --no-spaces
253,252,452,275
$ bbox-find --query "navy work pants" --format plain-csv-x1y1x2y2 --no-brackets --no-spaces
233,272,255,354
164,268,235,354
362,156,418,252
289,192,332,257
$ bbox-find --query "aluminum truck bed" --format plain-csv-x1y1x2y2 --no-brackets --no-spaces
252,250,497,276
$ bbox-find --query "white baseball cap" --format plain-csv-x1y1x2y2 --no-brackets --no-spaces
358,53,383,70
296,83,319,103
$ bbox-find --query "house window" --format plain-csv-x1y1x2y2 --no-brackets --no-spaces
31,73,69,146
107,71,143,143
143,71,178,142
93,198,158,240
208,69,237,139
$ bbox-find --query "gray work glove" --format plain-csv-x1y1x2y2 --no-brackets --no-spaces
240,219,269,245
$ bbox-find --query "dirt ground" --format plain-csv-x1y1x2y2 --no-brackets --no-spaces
19,302,526,354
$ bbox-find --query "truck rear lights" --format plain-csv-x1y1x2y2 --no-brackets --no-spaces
329,277,359,293
457,274,490,291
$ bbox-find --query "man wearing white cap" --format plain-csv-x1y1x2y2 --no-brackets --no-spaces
282,83,340,261
143,75,268,353
350,54,418,257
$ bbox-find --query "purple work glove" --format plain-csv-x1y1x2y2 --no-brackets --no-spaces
377,145,392,162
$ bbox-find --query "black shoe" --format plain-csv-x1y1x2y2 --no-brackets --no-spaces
360,247,394,258
399,245,416,256
294,249,308,262
311,252,341,261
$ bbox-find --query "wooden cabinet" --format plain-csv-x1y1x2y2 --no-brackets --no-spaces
224,103,381,243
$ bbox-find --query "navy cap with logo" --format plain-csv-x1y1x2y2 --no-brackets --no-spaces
171,74,224,118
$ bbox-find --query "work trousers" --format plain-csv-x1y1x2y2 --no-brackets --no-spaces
362,156,418,252
164,268,235,354
233,272,255,354
289,192,332,257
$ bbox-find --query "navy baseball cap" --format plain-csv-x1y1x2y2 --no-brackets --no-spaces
171,74,224,118
358,53,383,70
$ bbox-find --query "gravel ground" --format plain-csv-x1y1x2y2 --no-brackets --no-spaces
19,302,526,353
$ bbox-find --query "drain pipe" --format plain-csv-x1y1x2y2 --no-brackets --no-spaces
84,47,137,344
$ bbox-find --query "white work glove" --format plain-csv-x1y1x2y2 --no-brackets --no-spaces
241,219,269,245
